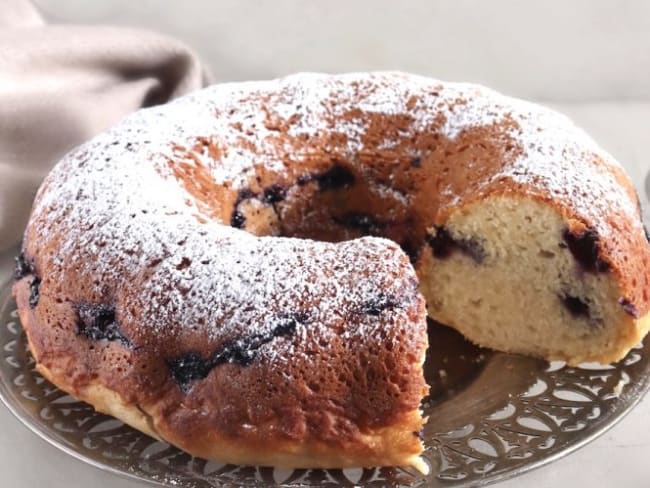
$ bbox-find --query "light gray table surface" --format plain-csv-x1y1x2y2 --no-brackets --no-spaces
0,101,648,487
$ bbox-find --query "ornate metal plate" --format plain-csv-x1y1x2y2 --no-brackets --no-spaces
1,282,649,488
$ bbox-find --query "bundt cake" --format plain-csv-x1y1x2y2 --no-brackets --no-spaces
12,72,650,472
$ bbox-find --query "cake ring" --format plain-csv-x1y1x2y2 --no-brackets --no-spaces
13,72,650,471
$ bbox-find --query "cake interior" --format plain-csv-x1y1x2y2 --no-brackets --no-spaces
418,197,640,365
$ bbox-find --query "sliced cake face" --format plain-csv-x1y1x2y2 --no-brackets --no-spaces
12,72,650,471
14,207,429,469
418,196,650,365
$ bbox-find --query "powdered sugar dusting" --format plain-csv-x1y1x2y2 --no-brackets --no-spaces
29,72,641,359
495,104,642,237
30,90,422,364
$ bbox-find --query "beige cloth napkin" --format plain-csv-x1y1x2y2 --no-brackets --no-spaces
0,0,207,252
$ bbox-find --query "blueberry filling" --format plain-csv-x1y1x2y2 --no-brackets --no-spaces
14,252,32,280
618,298,639,318
230,186,288,229
28,277,41,308
314,164,355,191
333,212,385,234
426,227,486,264
562,228,610,273
357,293,401,316
401,241,421,265
560,293,590,319
410,157,422,168
229,188,257,229
230,211,246,228
263,184,286,204
77,303,131,346
425,227,454,259
166,352,211,388
237,188,256,201
168,313,303,391
230,165,354,229
456,237,486,263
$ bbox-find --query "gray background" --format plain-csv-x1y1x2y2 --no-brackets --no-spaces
33,0,650,101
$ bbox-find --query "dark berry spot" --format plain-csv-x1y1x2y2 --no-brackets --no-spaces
212,314,300,366
263,184,287,204
618,298,639,318
410,157,422,168
77,303,131,346
455,237,486,264
315,164,355,191
212,339,256,367
426,226,486,263
560,293,590,319
276,312,307,335
167,353,211,390
357,294,401,316
237,188,256,202
231,210,246,228
230,188,259,228
14,253,32,280
297,174,313,186
333,212,384,234
425,227,454,259
176,257,192,270
168,313,303,391
401,241,420,265
28,277,41,308
562,227,610,273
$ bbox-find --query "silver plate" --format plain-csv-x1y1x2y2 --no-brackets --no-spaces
1,282,649,488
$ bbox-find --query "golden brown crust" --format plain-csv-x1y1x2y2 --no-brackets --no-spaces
13,254,429,471
12,72,650,470
30,342,427,471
